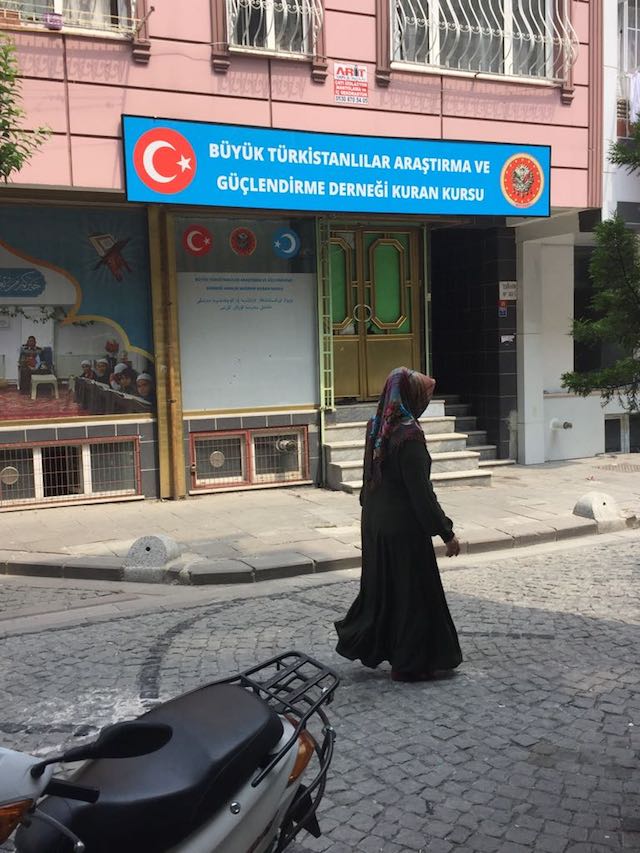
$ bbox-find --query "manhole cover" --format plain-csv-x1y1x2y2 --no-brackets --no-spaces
598,464,640,473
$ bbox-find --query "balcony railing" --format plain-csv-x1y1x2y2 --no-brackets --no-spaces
0,1,138,36
227,0,323,56
392,0,578,83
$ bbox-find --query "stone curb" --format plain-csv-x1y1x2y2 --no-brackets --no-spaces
0,519,605,584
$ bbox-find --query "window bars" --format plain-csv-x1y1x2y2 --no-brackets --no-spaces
393,0,578,83
1,1,138,35
227,0,323,55
618,0,640,138
0,439,140,507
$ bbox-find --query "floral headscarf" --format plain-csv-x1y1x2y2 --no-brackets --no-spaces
363,367,436,491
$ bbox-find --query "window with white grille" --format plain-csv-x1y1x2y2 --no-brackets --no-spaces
392,0,577,82
191,427,309,490
227,0,322,56
2,0,137,35
618,0,640,134
0,438,140,507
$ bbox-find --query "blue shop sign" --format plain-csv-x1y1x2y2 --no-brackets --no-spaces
122,115,551,218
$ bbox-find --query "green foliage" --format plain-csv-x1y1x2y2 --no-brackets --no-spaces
609,120,640,174
561,217,640,410
0,34,50,182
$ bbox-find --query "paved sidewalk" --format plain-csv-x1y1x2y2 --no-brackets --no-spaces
1,454,639,584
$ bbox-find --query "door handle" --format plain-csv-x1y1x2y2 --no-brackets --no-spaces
352,303,372,323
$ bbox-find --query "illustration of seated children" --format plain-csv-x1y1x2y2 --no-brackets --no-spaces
135,373,155,404
110,363,138,393
94,359,111,384
80,359,96,380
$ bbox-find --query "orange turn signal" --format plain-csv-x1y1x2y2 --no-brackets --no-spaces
288,729,316,785
0,799,33,843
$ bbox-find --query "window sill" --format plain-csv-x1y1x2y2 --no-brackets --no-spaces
391,61,559,89
0,19,134,40
229,45,312,62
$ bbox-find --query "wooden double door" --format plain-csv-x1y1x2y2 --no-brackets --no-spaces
330,226,423,401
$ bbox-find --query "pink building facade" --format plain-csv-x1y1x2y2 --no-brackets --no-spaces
0,0,603,508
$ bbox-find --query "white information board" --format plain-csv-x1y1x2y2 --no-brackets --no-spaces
178,271,318,410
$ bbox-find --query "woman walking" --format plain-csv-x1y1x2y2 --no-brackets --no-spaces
335,367,462,682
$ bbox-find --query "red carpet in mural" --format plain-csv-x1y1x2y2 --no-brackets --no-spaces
0,387,84,421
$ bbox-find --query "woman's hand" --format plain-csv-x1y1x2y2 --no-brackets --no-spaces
445,535,460,557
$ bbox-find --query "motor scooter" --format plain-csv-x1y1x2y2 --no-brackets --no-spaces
0,651,338,853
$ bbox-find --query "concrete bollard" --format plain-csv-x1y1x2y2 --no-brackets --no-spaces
123,534,182,583
572,492,626,533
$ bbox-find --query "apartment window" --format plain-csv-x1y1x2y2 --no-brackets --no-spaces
392,0,577,82
618,0,640,135
227,0,321,55
2,0,137,34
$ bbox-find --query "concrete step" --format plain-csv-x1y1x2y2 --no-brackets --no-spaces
325,432,470,464
324,416,457,444
327,449,480,489
341,468,492,493
463,429,488,447
434,394,462,405
478,458,516,468
327,399,446,424
454,416,478,433
445,403,471,417
472,444,498,461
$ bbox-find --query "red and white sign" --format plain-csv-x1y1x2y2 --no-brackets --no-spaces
334,63,368,106
133,128,197,194
183,225,213,257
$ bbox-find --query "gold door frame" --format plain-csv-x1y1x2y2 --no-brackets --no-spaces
331,226,423,402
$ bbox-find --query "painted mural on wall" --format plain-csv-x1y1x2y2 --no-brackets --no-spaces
0,206,155,422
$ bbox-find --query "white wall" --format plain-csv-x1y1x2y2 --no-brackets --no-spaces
541,241,574,392
543,394,605,460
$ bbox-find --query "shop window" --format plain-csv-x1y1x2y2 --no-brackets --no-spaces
0,438,140,508
604,414,640,454
1,0,138,34
190,427,309,491
605,417,623,453
390,0,577,82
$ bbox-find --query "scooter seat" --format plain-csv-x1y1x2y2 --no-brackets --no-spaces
15,683,284,853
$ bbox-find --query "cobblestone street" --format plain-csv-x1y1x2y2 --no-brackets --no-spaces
1,533,639,852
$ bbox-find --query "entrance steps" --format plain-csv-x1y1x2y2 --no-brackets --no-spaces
324,398,494,492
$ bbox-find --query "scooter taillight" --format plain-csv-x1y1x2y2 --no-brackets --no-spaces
288,730,316,785
0,800,33,843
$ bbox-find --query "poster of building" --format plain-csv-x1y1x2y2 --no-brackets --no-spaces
0,206,155,422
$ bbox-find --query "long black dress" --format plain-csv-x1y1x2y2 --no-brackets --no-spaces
335,437,462,674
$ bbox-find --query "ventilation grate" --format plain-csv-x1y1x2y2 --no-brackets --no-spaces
193,433,247,486
0,438,141,508
191,427,308,490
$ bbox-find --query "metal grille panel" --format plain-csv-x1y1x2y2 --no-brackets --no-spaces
227,0,323,55
393,0,578,83
1,1,138,34
0,448,36,504
0,438,141,508
252,430,305,483
193,434,247,486
41,445,83,498
90,441,138,494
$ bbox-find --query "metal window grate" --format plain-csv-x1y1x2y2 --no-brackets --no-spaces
0,447,36,504
42,444,83,497
90,441,138,493
227,0,323,55
191,427,309,490
252,430,306,483
1,1,138,35
193,433,248,487
0,438,141,508
392,0,578,83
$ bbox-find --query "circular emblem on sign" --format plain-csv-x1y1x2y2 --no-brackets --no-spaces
500,154,544,209
183,225,213,257
133,128,196,194
229,227,257,256
272,229,301,259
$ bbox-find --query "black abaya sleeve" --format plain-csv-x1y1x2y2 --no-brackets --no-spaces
398,440,455,542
